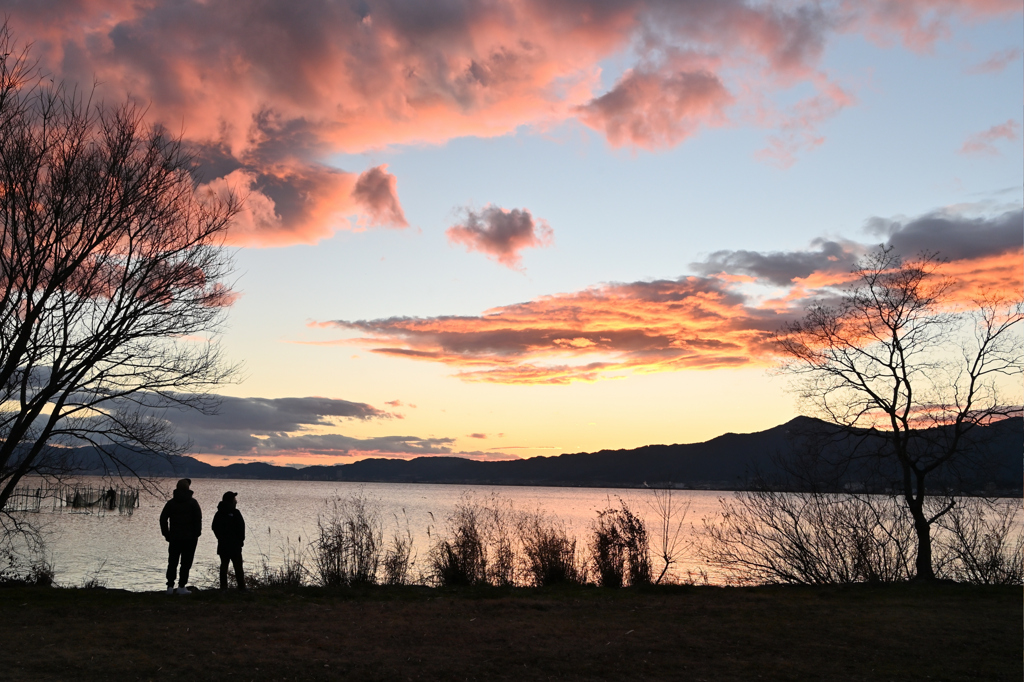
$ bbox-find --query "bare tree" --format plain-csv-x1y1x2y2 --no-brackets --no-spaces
646,487,690,584
0,24,240,517
776,247,1023,579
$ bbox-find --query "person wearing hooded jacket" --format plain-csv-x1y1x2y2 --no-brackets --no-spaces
159,478,203,595
212,491,246,591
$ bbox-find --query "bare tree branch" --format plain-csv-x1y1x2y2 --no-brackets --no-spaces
0,22,241,515
774,246,1023,579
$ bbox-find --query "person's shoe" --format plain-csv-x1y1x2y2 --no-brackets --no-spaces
174,586,191,595
166,587,174,595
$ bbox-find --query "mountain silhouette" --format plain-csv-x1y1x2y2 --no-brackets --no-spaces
62,415,1021,494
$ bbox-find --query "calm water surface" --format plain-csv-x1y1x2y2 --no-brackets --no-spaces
20,478,728,591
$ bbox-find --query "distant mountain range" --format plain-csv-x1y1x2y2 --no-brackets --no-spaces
68,416,1022,494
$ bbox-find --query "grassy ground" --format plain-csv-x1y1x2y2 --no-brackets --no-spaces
0,582,1019,681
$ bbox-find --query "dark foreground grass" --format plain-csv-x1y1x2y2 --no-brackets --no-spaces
0,582,1018,681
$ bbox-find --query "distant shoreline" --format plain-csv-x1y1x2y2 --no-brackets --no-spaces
55,415,1020,496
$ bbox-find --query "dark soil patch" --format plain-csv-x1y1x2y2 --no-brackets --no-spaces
0,582,1018,681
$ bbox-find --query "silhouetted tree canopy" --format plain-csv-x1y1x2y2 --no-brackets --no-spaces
0,23,240,517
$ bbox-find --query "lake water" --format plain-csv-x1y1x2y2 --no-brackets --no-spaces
13,478,728,591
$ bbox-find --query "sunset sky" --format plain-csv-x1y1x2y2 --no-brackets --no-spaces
11,0,1022,466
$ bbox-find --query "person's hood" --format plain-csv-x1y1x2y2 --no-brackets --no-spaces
217,500,235,512
172,488,194,501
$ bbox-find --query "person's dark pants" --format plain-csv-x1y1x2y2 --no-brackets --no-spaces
219,551,245,590
166,537,199,588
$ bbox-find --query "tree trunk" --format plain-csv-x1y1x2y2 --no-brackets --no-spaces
912,511,935,580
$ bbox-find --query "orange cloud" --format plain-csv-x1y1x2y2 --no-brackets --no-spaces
944,250,1024,300
10,2,1017,152
317,208,1022,384
322,276,786,384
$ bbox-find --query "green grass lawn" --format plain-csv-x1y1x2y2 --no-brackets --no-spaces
0,582,1019,681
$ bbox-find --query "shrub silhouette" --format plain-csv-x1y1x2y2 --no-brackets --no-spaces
590,500,651,588
520,513,583,586
936,497,1023,586
701,490,918,585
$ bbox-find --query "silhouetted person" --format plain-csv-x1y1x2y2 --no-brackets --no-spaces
212,491,246,591
159,478,202,595
104,487,116,511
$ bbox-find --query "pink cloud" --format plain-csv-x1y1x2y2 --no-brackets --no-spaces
959,120,1020,155
965,48,1022,74
848,0,1022,51
446,205,553,269
756,77,856,167
577,68,732,149
353,165,409,228
198,162,406,246
0,0,1017,244
200,164,353,246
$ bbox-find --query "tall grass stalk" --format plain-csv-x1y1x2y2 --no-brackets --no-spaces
382,510,415,586
256,537,309,588
428,497,488,586
313,493,383,587
427,493,526,587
